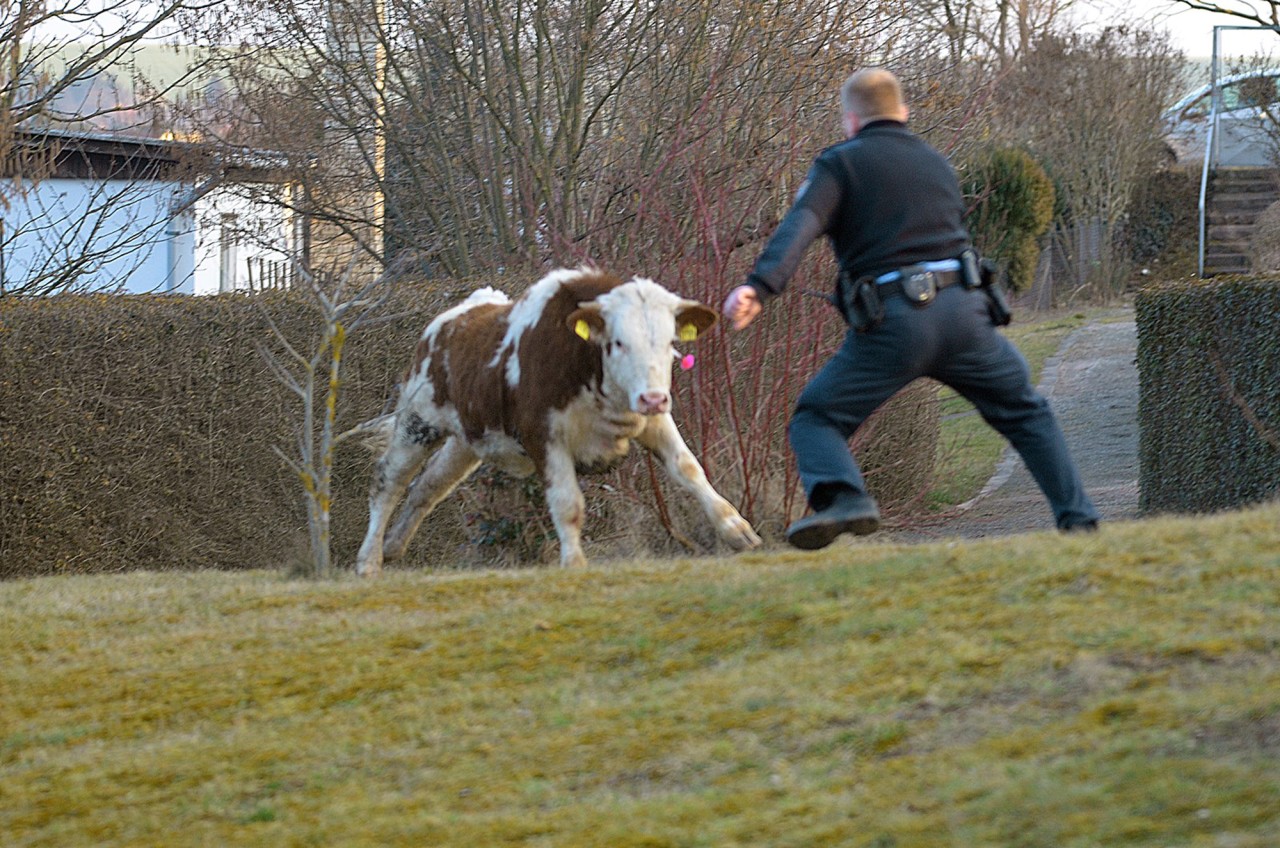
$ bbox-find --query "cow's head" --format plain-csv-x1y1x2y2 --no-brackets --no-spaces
567,278,717,415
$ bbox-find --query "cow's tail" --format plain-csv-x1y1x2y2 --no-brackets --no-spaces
338,413,396,454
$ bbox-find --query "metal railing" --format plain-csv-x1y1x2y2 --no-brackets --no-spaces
1198,23,1280,276
247,256,296,291
1198,118,1215,279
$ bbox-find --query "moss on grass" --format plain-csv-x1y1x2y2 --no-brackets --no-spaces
3,503,1279,845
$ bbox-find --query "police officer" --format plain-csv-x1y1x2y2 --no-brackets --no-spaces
722,67,1099,549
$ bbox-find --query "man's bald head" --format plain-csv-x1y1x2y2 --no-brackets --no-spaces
840,68,908,125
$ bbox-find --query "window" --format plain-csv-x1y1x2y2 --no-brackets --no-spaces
219,213,237,293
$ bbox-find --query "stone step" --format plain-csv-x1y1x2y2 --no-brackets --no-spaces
1202,168,1280,275
1211,174,1279,189
1212,166,1279,182
1210,209,1272,226
1204,255,1249,274
1211,193,1279,207
1207,224,1261,242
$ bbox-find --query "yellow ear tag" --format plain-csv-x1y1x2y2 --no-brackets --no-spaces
575,319,591,341
679,323,698,342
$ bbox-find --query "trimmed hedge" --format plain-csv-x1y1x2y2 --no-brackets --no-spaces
1136,279,1280,514
0,289,459,578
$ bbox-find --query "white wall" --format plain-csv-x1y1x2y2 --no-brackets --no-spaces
191,184,295,296
1,178,181,294
0,178,295,296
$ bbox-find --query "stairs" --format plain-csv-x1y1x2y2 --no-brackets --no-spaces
1204,167,1280,276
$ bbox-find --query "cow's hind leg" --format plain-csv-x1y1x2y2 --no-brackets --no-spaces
637,415,762,552
383,436,480,562
544,444,588,567
356,420,432,576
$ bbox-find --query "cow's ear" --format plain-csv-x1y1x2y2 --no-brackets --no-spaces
675,302,718,342
567,304,606,343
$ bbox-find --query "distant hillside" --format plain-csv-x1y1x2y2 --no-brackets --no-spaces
28,43,236,137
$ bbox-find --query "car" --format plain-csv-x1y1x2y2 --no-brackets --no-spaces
1163,68,1280,167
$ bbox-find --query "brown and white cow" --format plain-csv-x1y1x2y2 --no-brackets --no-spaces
353,266,762,573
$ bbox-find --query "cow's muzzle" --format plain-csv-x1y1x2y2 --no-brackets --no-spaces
636,390,671,415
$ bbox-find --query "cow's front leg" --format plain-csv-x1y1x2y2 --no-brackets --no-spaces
637,415,762,552
383,436,480,562
356,431,427,576
543,444,588,567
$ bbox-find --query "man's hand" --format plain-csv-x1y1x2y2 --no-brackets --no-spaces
722,285,762,331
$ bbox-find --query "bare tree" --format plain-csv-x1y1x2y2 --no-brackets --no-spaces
907,0,1079,68
996,26,1184,299
1168,0,1280,30
259,260,394,575
178,0,933,279
0,0,196,135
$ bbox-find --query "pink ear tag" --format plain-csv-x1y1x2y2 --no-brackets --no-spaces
680,353,695,371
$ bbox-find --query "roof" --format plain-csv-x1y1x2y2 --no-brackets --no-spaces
3,127,296,183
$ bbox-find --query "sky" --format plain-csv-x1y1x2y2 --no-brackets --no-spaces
1077,0,1280,60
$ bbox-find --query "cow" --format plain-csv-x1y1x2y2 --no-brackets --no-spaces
353,266,762,574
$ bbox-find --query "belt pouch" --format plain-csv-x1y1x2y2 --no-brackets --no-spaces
978,258,1013,326
839,272,884,332
960,248,982,289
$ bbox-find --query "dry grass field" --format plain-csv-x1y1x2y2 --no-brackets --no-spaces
4,501,1279,846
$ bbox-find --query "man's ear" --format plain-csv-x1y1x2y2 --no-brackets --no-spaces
567,303,606,343
843,112,859,138
675,302,718,342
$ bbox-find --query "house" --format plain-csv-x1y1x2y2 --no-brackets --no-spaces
1,128,302,296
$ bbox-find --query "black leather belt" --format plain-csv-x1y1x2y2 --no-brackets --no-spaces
877,268,963,301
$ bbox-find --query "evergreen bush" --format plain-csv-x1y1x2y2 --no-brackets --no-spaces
963,147,1055,292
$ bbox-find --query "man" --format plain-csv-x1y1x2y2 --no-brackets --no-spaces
722,68,1099,550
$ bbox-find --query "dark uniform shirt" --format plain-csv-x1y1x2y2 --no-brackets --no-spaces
744,120,971,299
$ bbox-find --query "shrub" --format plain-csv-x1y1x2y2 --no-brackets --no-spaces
963,147,1055,292
1249,201,1280,274
1136,279,1280,514
1125,167,1198,267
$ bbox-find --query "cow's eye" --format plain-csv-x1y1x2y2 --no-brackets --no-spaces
608,340,624,354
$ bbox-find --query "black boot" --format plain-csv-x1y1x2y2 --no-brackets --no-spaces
786,489,880,550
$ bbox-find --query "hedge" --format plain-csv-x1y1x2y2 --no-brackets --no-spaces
0,289,456,578
0,285,940,579
1136,279,1280,514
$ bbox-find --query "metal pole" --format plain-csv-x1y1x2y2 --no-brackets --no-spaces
1211,26,1221,166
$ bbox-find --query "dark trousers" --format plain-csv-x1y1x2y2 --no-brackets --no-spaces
789,284,1098,529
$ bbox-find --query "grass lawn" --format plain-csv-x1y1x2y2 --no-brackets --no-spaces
927,308,1099,510
4,500,1279,846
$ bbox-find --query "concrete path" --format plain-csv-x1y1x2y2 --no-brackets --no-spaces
892,307,1141,541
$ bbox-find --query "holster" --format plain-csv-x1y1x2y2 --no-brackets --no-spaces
836,269,884,333
978,258,1013,327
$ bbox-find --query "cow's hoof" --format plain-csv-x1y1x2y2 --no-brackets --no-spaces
722,516,763,551
355,560,383,577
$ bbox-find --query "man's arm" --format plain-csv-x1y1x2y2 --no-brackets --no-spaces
724,158,843,330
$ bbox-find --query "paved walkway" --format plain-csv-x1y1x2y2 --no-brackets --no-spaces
890,308,1140,541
